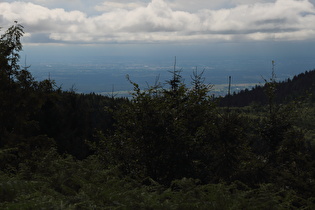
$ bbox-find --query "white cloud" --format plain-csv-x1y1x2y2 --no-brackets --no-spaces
1,0,315,44
95,1,146,12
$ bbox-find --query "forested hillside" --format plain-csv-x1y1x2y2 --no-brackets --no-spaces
1,23,315,209
220,69,315,107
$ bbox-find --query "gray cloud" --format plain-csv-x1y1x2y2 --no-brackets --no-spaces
1,0,315,44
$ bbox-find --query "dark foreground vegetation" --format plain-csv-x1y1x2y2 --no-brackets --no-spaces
1,23,315,209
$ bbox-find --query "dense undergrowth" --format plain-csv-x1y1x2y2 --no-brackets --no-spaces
1,23,315,209
1,152,314,209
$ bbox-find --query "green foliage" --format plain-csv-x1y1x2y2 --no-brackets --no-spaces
98,68,255,185
0,21,24,76
0,23,59,177
2,161,313,209
101,70,218,183
37,91,123,159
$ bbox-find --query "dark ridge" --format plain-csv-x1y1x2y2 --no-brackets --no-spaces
220,69,315,107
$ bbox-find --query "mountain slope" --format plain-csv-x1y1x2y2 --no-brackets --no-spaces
220,69,315,107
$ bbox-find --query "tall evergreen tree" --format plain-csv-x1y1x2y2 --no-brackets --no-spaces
0,23,56,173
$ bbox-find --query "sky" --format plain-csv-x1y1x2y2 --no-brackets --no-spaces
1,0,315,44
1,0,315,87
1,0,315,94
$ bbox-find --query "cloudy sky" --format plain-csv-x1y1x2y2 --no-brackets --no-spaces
1,0,315,44
2,0,315,93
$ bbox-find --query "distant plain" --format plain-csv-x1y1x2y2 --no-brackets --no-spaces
23,56,314,97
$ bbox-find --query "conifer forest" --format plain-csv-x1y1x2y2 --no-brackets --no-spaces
1,23,315,209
